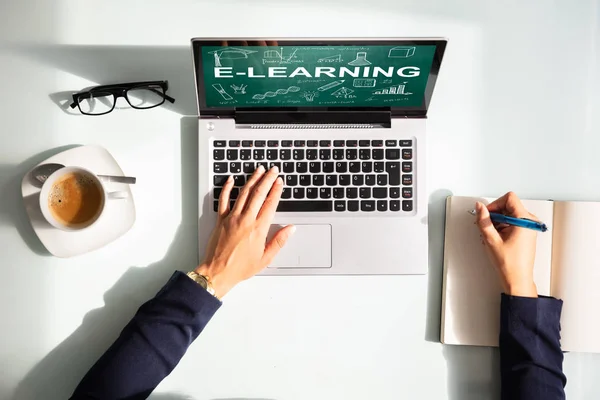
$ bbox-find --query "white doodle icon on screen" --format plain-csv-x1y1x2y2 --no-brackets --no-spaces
388,46,416,58
353,78,376,88
317,80,345,92
301,91,319,102
331,87,355,99
318,54,342,63
208,48,257,67
348,52,371,66
373,83,412,95
252,86,300,100
212,84,233,100
263,47,301,64
231,84,247,95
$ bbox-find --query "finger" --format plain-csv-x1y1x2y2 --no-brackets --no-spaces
232,166,266,214
246,166,280,218
475,201,502,248
266,41,278,46
218,176,234,217
262,225,296,266
487,191,528,217
257,177,284,225
255,40,267,46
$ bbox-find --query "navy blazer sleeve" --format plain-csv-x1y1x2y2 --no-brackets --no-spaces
70,271,221,400
499,294,567,400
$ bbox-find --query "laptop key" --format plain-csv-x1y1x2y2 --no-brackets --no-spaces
390,187,400,198
313,175,325,186
294,140,306,147
214,175,228,186
280,149,292,160
319,149,331,160
254,140,266,147
402,200,413,212
227,149,238,160
307,188,318,199
333,149,344,160
214,188,222,199
286,175,298,186
229,140,240,147
299,175,311,186
362,162,372,173
385,140,397,147
374,162,385,173
307,149,318,160
402,175,413,185
214,162,227,173
253,150,265,160
377,174,388,186
361,200,375,212
333,140,345,147
320,140,331,147
346,140,358,147
213,149,225,160
214,201,219,212
320,187,331,199
360,187,371,198
386,149,400,160
267,150,278,160
256,162,268,170
281,188,292,199
277,201,333,212
373,187,387,199
402,149,413,160
377,200,388,212
214,140,226,147
390,200,401,211
402,162,413,173
240,150,252,160
402,187,413,198
309,162,321,173
346,149,358,160
400,140,412,147
333,188,345,199
359,140,370,147
348,200,359,212
349,162,360,173
339,174,351,186
334,201,346,212
293,188,305,199
281,140,293,147
372,149,384,160
346,187,358,199
267,140,279,147
269,162,281,171
372,140,384,147
230,188,240,199
230,162,241,173
307,140,318,147
242,140,253,148
242,162,254,173
359,149,371,160
283,162,294,173
296,162,308,173
386,162,401,185
366,175,376,186
336,162,347,173
352,175,364,186
323,162,334,173
326,175,338,186
234,175,246,186
293,149,305,160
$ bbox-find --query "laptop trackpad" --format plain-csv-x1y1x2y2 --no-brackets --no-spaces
267,224,332,268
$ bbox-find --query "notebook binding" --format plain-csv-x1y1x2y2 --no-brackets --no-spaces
249,124,375,130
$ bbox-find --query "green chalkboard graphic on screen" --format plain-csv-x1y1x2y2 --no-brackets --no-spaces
202,45,436,108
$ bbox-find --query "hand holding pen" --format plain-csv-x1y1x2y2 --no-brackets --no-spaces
473,192,540,298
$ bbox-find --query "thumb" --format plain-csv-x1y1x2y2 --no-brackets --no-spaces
475,202,502,248
262,225,296,265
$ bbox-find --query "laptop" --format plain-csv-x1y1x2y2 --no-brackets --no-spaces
192,38,447,275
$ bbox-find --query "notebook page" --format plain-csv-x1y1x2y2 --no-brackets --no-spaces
551,201,600,353
441,196,554,346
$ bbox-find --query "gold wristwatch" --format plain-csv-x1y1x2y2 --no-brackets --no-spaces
186,271,218,299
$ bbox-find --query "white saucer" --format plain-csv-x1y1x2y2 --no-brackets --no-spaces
21,145,136,258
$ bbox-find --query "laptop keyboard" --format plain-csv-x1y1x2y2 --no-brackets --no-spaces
212,139,415,213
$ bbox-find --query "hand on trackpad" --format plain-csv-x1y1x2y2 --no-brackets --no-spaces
267,224,332,268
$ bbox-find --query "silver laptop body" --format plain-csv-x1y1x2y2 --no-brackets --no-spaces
192,38,447,275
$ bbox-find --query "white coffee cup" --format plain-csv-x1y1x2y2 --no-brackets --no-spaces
39,166,128,231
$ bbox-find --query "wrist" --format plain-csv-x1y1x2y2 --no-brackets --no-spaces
506,281,538,298
194,263,233,299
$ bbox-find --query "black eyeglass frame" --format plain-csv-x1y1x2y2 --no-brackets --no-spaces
69,81,176,115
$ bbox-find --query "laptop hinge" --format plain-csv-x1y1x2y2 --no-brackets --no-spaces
234,110,391,128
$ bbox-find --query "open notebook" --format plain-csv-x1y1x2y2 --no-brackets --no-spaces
441,196,600,353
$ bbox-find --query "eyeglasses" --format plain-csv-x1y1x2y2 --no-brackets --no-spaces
70,81,176,116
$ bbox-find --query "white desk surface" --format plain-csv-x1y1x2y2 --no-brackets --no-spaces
1,1,600,399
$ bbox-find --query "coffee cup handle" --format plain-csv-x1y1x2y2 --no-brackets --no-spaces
107,191,129,200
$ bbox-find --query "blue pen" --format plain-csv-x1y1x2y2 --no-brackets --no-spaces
467,210,548,232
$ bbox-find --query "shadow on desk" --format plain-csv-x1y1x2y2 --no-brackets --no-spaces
11,118,203,400
14,44,197,116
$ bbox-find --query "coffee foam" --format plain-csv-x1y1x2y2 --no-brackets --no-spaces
48,172,103,227
48,173,96,207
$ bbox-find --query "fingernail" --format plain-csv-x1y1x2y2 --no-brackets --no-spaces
271,165,279,174
289,225,296,234
276,177,283,185
257,165,265,172
475,202,483,212
227,176,233,182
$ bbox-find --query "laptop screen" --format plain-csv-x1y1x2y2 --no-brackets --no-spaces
192,39,446,117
